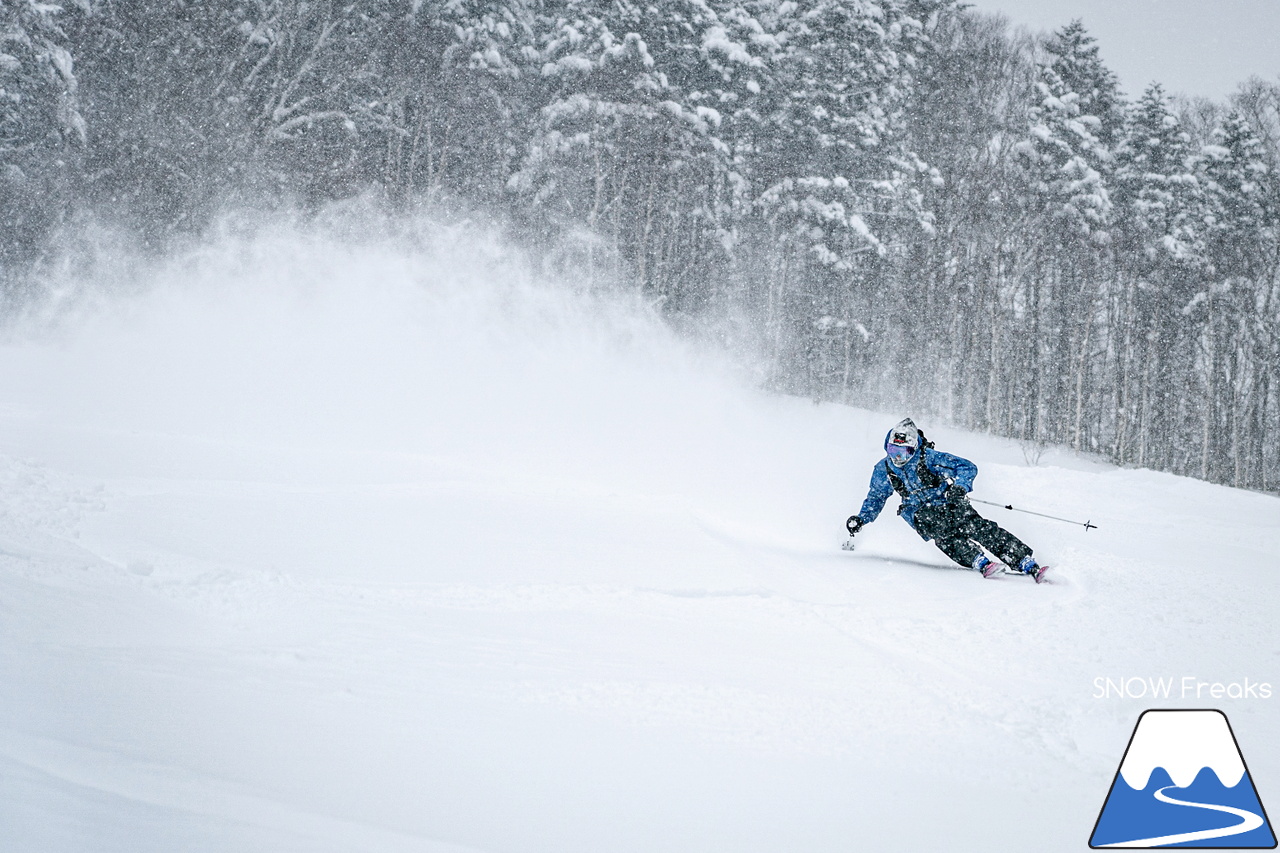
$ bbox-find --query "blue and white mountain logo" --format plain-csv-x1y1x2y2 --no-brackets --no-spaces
1090,709,1276,848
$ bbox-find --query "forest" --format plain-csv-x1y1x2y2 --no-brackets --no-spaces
3,0,1279,490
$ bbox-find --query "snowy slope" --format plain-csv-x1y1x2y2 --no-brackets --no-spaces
1,227,1277,853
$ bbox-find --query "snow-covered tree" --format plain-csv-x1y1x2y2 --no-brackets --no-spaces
1191,111,1277,484
1107,84,1210,467
0,0,84,167
733,0,950,391
1202,110,1273,275
1043,20,1122,147
360,0,536,204
1114,84,1206,269
512,0,772,298
1016,64,1110,243
1015,22,1117,244
1,0,85,279
750,0,942,268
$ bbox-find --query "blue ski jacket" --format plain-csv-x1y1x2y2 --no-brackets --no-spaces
856,430,978,532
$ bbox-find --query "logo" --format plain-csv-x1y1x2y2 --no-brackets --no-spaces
1090,709,1276,848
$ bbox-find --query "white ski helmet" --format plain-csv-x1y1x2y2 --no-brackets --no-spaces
884,418,920,466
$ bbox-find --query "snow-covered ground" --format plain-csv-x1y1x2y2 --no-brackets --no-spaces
1,227,1276,852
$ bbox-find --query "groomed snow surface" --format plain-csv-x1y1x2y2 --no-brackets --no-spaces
1,223,1276,852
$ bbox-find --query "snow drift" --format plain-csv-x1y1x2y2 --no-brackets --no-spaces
0,218,838,553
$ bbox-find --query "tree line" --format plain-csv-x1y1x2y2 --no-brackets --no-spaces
3,0,1278,490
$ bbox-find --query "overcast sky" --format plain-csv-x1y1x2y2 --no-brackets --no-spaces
969,0,1280,102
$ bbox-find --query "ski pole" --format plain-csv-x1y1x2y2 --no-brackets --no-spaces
969,497,1097,531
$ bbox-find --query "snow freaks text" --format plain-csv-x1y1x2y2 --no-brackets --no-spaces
1093,677,1273,701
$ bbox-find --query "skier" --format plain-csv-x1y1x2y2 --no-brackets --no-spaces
845,418,1049,582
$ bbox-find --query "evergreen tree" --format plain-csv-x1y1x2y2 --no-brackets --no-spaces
1018,21,1120,244
1114,84,1205,268
1008,21,1120,447
0,0,84,278
370,0,536,206
513,0,769,298
1111,83,1207,467
1202,110,1272,276
1016,63,1110,242
1043,19,1123,148
1194,111,1276,485
742,0,947,390
0,0,84,160
65,1,258,232
751,0,941,267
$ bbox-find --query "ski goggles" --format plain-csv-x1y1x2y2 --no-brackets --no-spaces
887,443,915,461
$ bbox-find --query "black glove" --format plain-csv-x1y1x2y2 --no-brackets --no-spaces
945,484,968,504
846,515,864,535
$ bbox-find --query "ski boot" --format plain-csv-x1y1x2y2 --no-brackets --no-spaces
975,556,1002,579
1017,555,1050,584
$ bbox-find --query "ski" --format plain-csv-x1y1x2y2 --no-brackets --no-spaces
983,560,1052,582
